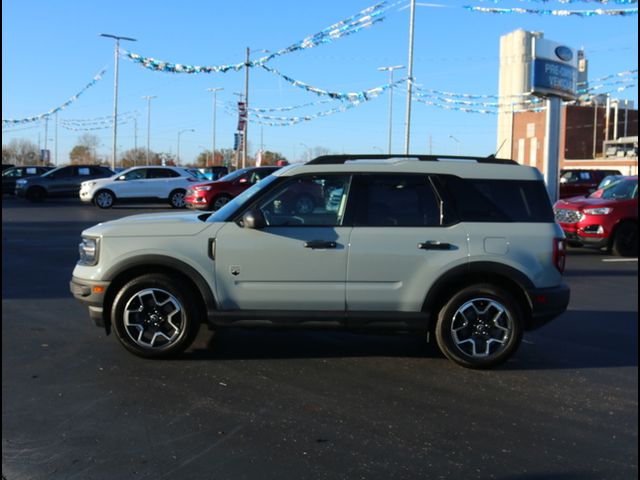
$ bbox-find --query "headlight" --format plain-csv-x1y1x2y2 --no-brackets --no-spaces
82,181,97,188
583,207,613,215
195,185,212,191
16,179,27,186
78,237,100,265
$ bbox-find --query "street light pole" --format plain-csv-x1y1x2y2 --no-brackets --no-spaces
206,87,223,166
378,65,404,154
449,135,462,155
142,95,156,165
177,129,195,165
100,33,137,171
243,47,250,169
403,0,416,154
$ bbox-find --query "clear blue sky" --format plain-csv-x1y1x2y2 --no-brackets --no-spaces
2,0,638,165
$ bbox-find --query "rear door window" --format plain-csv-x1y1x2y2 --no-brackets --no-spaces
436,175,554,223
354,174,441,227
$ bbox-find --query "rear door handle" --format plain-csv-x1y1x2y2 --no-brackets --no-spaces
304,240,337,249
418,241,451,250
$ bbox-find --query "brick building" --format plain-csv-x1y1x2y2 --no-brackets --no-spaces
511,104,638,175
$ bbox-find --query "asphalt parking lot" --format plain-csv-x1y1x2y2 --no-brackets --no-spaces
2,196,638,480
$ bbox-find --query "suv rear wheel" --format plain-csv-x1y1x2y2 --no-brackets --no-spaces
435,284,524,369
168,189,187,208
111,274,200,358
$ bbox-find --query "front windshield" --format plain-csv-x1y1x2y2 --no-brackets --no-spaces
598,179,638,200
207,174,279,222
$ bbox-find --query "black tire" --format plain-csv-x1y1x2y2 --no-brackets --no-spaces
94,190,115,209
26,187,46,202
292,194,315,215
210,194,231,211
611,222,638,257
111,274,201,358
168,189,187,209
434,283,524,369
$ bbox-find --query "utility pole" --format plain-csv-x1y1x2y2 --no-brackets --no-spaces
243,47,250,169
403,0,416,154
177,129,194,165
592,98,599,158
133,117,138,154
54,112,58,166
44,117,49,163
100,33,137,170
206,87,223,166
378,65,404,154
142,95,156,165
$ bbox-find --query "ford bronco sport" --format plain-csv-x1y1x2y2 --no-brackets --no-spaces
70,154,570,369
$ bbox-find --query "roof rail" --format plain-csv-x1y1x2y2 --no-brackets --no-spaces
306,154,517,165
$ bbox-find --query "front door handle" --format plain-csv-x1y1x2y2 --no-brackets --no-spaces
418,241,451,250
304,240,337,249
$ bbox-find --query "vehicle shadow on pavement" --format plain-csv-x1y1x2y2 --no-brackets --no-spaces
505,309,638,370
182,328,441,361
496,473,602,480
179,309,638,369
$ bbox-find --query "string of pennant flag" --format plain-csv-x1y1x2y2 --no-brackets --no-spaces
463,5,638,16
2,68,107,127
120,1,395,75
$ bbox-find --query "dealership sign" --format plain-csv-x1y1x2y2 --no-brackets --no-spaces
531,38,578,100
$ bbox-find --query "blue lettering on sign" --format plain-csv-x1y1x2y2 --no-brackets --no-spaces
532,59,577,99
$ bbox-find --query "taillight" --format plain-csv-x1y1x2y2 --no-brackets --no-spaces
553,237,566,273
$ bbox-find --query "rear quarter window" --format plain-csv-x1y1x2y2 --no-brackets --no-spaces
437,175,554,223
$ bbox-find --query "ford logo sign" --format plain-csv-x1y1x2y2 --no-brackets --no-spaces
555,46,573,62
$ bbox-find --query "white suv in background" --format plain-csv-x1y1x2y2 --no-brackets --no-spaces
80,166,202,208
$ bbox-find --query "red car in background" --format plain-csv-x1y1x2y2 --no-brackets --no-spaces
554,176,638,257
185,166,279,210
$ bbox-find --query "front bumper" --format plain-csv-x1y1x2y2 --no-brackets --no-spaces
70,276,110,328
525,284,571,330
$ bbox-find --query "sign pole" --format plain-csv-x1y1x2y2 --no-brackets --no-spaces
543,96,562,203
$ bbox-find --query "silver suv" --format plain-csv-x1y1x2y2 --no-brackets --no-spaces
70,155,570,369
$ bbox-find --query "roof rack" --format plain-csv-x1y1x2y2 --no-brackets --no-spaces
306,154,517,165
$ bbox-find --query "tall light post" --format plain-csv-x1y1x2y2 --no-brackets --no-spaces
378,65,404,154
449,135,462,155
403,0,417,154
177,129,194,165
300,142,310,162
100,33,137,170
592,97,599,159
242,48,270,169
142,95,156,165
206,87,223,166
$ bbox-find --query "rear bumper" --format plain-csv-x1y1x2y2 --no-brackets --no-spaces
70,276,110,328
525,284,571,330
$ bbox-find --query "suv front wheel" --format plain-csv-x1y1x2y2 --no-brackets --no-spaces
111,274,200,358
435,284,524,369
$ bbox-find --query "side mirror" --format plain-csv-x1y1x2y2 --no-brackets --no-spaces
241,208,266,229
238,178,248,184
559,178,568,184
118,175,126,181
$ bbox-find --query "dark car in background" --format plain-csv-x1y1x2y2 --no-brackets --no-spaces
185,166,279,210
559,169,622,199
197,166,229,181
2,165,53,194
554,176,638,257
15,164,114,201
